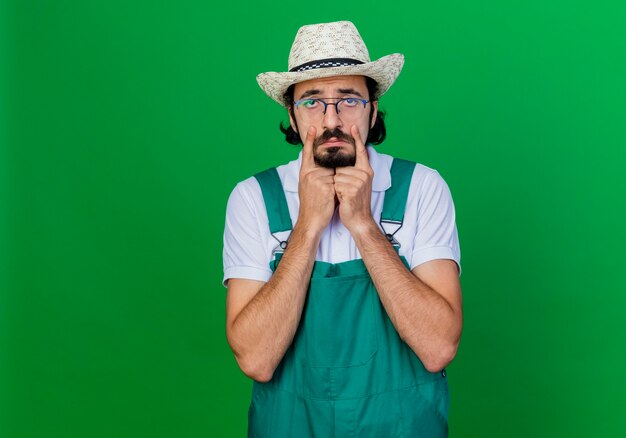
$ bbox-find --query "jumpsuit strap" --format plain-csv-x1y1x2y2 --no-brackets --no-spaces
380,158,416,243
254,167,293,234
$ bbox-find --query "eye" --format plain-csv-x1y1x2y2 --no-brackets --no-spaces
342,98,359,107
299,99,319,109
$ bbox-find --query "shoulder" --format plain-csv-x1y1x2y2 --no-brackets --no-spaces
407,164,455,217
412,164,451,195
226,175,263,211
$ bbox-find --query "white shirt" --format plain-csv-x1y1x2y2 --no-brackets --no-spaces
223,146,460,286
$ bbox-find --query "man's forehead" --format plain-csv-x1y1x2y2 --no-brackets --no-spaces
294,75,367,95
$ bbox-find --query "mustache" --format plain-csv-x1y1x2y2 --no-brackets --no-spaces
313,128,355,148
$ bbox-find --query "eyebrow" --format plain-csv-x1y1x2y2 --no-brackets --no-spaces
298,89,321,99
337,88,363,97
297,88,364,100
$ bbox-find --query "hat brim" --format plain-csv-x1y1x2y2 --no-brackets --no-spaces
256,53,404,107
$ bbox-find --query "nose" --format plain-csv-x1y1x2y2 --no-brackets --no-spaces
322,102,342,130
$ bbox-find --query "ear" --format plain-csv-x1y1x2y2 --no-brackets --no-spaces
370,100,379,129
288,107,299,134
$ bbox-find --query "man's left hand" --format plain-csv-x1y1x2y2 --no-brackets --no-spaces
334,125,375,232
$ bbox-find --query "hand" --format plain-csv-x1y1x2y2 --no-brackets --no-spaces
334,125,375,232
297,127,337,234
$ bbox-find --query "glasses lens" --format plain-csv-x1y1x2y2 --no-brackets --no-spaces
337,98,363,114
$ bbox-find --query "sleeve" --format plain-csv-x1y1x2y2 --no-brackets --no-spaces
410,170,461,274
222,180,274,287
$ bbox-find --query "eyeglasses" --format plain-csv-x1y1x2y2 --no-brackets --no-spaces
294,97,369,119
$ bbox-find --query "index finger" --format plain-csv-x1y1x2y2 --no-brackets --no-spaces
301,126,317,170
351,125,370,169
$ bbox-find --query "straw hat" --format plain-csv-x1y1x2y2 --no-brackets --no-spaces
257,21,404,107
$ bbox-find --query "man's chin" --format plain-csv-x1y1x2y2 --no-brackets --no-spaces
324,146,342,154
314,151,356,168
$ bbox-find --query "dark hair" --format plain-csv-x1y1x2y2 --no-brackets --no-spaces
279,76,387,145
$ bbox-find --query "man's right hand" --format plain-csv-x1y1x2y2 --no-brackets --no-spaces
227,126,331,382
297,127,336,234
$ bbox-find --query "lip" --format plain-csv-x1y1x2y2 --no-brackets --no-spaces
321,138,349,147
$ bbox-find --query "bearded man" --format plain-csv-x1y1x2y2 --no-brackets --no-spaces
223,20,463,437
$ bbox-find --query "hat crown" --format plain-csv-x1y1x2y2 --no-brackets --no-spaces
288,21,371,71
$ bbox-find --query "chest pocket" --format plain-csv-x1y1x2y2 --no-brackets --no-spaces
295,272,379,367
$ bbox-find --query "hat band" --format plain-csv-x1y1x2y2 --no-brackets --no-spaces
289,57,365,73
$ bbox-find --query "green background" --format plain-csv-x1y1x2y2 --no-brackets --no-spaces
2,0,625,436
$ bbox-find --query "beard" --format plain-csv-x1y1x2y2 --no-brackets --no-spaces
313,128,357,168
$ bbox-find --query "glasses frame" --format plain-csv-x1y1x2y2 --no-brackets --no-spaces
294,97,369,115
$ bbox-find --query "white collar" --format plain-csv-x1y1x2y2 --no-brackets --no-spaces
282,145,392,193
